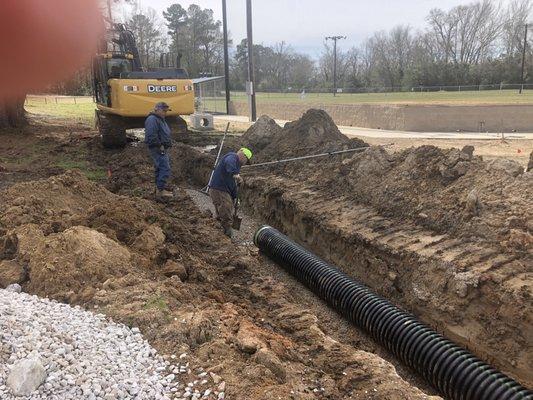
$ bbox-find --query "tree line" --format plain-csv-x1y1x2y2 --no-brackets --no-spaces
51,0,533,95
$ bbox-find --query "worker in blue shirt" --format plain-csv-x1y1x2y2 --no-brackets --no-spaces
209,147,252,237
144,102,173,201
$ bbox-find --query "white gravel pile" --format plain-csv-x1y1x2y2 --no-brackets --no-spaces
0,287,177,399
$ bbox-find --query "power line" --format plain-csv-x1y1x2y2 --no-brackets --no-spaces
325,35,346,97
519,23,529,94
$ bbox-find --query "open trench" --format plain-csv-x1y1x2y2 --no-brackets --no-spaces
185,185,440,399
2,115,529,399
237,171,532,390
173,128,531,394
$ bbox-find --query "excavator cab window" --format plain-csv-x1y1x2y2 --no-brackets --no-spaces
107,59,132,79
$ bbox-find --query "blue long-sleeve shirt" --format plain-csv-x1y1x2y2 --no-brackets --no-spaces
210,152,241,199
144,113,172,148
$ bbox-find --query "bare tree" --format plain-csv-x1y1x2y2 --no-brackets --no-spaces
0,96,26,128
502,0,532,57
363,26,414,88
427,1,504,65
318,43,349,88
125,6,166,68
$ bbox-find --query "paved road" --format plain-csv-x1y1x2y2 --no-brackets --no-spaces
214,114,533,140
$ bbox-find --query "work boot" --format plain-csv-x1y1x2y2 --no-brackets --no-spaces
156,188,173,201
223,227,233,238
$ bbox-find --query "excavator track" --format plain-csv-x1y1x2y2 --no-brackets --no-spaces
96,111,127,149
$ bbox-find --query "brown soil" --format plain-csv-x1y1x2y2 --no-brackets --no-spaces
0,115,441,399
1,108,530,396
258,109,366,161
215,111,368,163
239,110,532,387
240,115,283,152
86,139,214,196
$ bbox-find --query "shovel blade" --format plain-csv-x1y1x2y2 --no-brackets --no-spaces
232,215,242,230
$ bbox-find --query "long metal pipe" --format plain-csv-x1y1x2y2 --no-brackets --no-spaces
254,226,533,400
242,145,390,169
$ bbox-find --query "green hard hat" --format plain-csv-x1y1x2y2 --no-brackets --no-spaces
240,147,253,160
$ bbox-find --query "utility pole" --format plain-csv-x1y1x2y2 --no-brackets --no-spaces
519,23,529,94
325,35,346,96
246,0,257,121
222,0,231,114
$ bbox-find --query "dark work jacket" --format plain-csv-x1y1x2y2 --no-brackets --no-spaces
210,152,241,200
144,113,172,149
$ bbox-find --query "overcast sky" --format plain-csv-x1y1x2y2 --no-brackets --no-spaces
121,0,512,57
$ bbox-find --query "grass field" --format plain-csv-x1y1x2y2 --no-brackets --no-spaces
25,97,95,124
229,89,533,105
25,89,533,124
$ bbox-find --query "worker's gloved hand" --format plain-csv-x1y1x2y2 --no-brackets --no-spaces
159,145,166,155
234,174,243,185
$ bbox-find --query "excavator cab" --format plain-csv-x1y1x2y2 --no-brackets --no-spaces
92,24,194,148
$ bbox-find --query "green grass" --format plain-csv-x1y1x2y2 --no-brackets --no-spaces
55,158,107,182
143,296,169,312
25,99,95,124
228,89,533,105
25,90,533,123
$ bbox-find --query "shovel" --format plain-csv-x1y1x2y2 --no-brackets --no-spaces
232,198,242,230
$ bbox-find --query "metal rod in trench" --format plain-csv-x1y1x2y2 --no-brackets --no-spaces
201,122,230,194
242,144,392,170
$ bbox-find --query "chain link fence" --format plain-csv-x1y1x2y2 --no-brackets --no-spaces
230,83,533,97
194,78,227,114
25,95,94,104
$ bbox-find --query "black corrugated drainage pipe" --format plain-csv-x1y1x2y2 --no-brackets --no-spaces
254,225,533,400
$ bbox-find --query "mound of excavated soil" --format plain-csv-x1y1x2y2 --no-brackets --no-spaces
27,226,133,298
333,145,532,248
240,115,283,152
87,141,214,196
208,110,367,164
263,142,532,250
257,109,367,161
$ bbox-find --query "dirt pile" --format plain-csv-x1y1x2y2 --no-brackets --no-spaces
87,140,214,196
255,109,367,161
240,115,283,152
333,144,532,248
255,141,532,250
27,226,134,297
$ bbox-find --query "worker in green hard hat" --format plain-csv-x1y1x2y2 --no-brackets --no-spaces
209,147,252,238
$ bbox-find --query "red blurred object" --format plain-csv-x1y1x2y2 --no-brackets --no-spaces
0,0,103,97
517,149,522,153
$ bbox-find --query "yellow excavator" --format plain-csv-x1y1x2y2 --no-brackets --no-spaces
92,23,194,148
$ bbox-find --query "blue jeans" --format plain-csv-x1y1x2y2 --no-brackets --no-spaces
149,147,171,190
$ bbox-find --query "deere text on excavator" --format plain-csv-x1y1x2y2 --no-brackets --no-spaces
92,23,194,148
